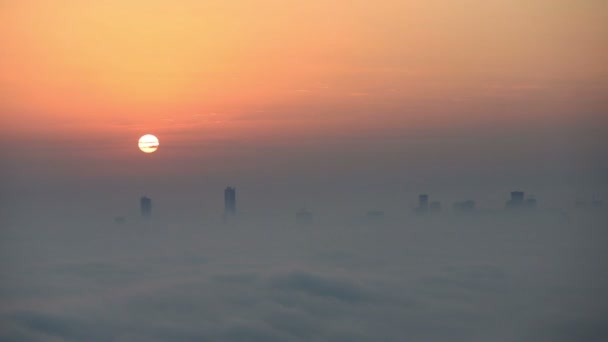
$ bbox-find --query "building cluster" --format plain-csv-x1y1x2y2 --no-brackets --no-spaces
415,194,475,215
137,187,239,220
575,197,604,210
505,191,536,210
414,194,441,215
415,191,543,216
129,187,601,224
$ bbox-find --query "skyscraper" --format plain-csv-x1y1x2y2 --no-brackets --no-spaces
506,191,525,209
224,186,236,216
419,194,429,210
140,196,152,218
506,191,536,210
511,191,525,203
415,194,430,215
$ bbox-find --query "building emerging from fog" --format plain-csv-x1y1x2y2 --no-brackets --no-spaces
415,194,429,215
506,191,537,211
506,191,524,209
140,196,152,218
224,186,236,216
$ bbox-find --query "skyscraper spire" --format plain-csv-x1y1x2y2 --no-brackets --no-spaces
140,196,152,218
224,187,236,216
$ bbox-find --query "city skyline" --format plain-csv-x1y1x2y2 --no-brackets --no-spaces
124,187,596,222
2,1,606,214
1,1,606,340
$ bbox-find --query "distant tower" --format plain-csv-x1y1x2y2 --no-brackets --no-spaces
511,191,524,201
419,194,429,210
415,194,429,215
224,186,236,216
140,196,152,218
506,191,525,209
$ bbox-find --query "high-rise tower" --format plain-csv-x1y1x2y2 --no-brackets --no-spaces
140,196,152,218
414,194,429,215
224,186,236,216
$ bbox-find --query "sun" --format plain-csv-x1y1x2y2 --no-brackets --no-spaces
138,134,159,153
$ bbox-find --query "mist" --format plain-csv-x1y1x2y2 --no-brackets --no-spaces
2,0,607,339
2,183,607,341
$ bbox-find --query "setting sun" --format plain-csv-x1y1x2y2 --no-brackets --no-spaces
138,134,159,153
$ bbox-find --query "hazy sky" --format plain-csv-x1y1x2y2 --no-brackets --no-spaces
1,0,607,216
1,3,608,341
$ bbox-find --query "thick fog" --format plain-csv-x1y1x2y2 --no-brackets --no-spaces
1,199,607,341
1,122,608,341
2,0,607,339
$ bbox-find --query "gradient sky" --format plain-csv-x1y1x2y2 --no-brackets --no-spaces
2,3,608,340
1,0,607,217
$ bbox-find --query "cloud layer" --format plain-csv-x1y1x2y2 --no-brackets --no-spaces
1,215,607,341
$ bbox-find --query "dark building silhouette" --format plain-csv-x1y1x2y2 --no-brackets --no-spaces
140,196,152,218
511,191,525,202
506,191,525,209
453,200,475,213
296,209,313,225
506,191,537,211
430,201,441,214
224,186,236,216
419,194,429,210
415,194,429,215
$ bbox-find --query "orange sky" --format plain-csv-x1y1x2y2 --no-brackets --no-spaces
1,0,607,213
1,0,607,146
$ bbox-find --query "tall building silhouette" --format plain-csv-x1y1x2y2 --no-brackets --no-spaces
419,194,429,210
224,186,236,216
415,194,429,215
140,196,152,218
506,191,536,210
506,191,525,209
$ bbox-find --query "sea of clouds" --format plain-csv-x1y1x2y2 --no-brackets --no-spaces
1,213,607,341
